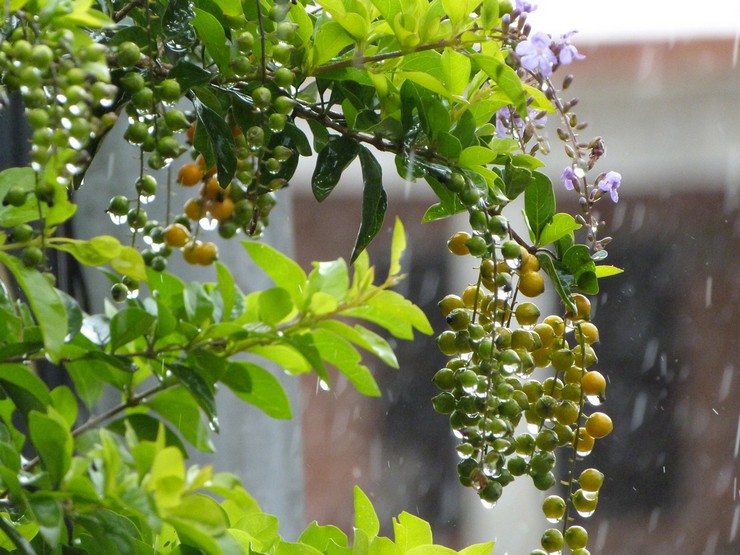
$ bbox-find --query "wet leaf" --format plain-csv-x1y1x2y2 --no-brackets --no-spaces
524,171,555,242
194,97,237,187
109,307,155,352
311,136,360,202
222,361,292,419
351,146,387,262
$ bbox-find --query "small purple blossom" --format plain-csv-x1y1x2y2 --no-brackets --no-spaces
560,166,579,191
556,31,586,65
495,106,547,140
515,32,557,78
598,171,621,202
515,0,538,12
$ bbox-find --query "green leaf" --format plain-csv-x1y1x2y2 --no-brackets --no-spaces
0,253,67,361
168,363,218,432
51,235,121,266
248,344,312,375
436,132,462,160
524,171,555,243
257,288,295,325
406,547,456,555
536,253,577,313
184,281,215,326
169,60,214,90
502,162,532,201
352,146,387,262
276,541,324,555
345,290,432,339
222,361,292,419
146,387,214,452
388,217,406,279
317,321,398,368
108,414,188,457
194,97,237,187
192,8,231,73
0,363,51,419
394,512,432,549
306,258,350,303
0,514,35,555
594,265,624,278
470,53,527,115
459,543,495,555
109,307,156,352
28,493,63,549
353,487,379,537
50,385,77,428
110,246,148,281
311,136,360,202
441,48,471,96
299,522,348,551
459,146,497,168
312,329,380,396
538,213,582,246
243,241,307,306
28,409,72,487
422,174,466,223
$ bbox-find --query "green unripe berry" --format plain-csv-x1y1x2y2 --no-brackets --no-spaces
10,224,34,243
18,66,42,88
117,42,142,67
436,330,458,356
448,172,466,193
488,214,509,236
3,185,28,207
535,428,559,452
531,470,556,491
30,45,53,70
542,495,566,521
269,3,290,22
458,183,480,207
268,113,287,132
158,79,181,102
247,126,265,149
156,136,183,158
479,481,502,504
501,239,521,260
12,40,33,62
127,207,147,229
135,175,157,196
21,246,43,268
251,86,272,110
120,72,146,93
150,255,167,272
431,392,456,414
132,87,154,109
236,31,255,51
273,67,295,88
469,209,487,231
465,235,488,257
446,307,471,331
540,528,564,553
564,525,588,550
124,121,149,145
111,282,128,302
432,368,456,391
107,196,130,216
163,109,190,130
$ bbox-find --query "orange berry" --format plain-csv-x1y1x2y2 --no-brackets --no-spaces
183,240,218,265
581,370,607,398
207,197,235,221
163,223,190,247
203,177,230,201
518,271,545,297
184,197,206,220
178,162,204,186
447,231,471,256
585,412,613,439
196,154,217,177
186,121,197,143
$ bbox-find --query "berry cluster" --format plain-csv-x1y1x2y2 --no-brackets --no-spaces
434,210,610,554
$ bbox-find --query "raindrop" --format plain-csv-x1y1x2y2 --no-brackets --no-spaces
630,391,648,431
730,504,739,543
576,444,593,457
126,288,139,300
208,417,219,432
480,499,496,509
109,213,126,225
504,256,521,270
705,276,713,307
718,365,734,402
733,413,740,458
318,379,330,392
139,194,156,205
199,216,217,230
586,394,603,406
575,506,595,518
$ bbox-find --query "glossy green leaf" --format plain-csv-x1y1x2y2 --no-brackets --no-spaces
312,329,380,396
502,162,532,201
243,241,307,306
109,307,156,352
394,511,432,550
249,344,312,375
222,361,292,419
192,8,230,73
524,171,555,242
351,146,387,262
284,333,331,385
422,174,466,223
169,60,214,90
0,514,35,554
0,364,51,420
183,281,215,326
470,53,527,115
306,258,349,303
317,321,398,369
28,493,63,549
459,146,497,168
436,132,462,160
28,409,72,487
110,246,148,281
50,385,77,428
538,213,582,246
146,387,214,452
254,287,293,325
459,543,495,555
441,48,471,96
194,98,237,187
311,136,360,202
536,253,577,313
168,363,218,432
0,253,67,361
594,265,624,278
298,522,348,551
353,487,379,537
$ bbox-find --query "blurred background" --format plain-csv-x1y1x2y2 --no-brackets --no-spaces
290,2,740,554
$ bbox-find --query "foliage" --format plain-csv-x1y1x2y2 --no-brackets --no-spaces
0,0,621,553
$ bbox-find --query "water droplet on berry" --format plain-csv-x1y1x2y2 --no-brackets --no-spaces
109,213,127,225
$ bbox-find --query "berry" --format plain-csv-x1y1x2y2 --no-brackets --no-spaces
158,79,181,102
575,321,599,344
117,42,141,67
135,175,157,197
447,231,471,256
518,271,544,297
514,302,540,326
584,412,612,439
111,282,128,302
21,246,43,268
251,86,272,110
127,207,147,229
541,495,566,521
578,468,604,492
178,162,204,186
163,223,190,248
10,224,34,243
3,186,28,207
540,528,564,553
581,370,606,399
273,67,295,88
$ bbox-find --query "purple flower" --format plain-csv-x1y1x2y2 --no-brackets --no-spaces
495,106,548,139
560,166,579,191
516,0,538,12
598,171,621,202
556,31,586,65
515,32,557,77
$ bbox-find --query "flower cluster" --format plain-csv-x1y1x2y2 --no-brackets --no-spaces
516,31,586,78
561,167,622,203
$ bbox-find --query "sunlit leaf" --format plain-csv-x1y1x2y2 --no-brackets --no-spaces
594,265,624,278
538,213,582,246
243,241,307,306
353,487,379,537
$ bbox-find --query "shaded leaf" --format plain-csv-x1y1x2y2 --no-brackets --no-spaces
194,97,237,187
109,307,156,352
351,146,387,262
524,171,555,243
0,363,51,419
222,361,292,419
168,363,217,432
28,409,72,487
311,136,360,202
146,387,214,452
